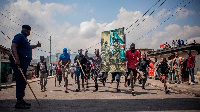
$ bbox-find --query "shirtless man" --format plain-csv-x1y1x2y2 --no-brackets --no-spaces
58,48,71,93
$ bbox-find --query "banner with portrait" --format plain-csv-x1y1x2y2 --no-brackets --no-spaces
101,27,126,72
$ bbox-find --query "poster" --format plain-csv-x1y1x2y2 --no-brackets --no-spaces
101,27,126,72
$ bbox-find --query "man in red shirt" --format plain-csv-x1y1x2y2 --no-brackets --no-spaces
187,50,196,84
126,43,141,96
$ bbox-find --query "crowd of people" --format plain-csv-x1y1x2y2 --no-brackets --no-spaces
163,39,197,48
9,25,197,109
154,51,197,85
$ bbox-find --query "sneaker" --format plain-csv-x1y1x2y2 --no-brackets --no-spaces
165,90,170,94
142,84,145,89
75,89,80,92
65,90,69,93
117,89,120,92
132,90,136,96
15,102,30,109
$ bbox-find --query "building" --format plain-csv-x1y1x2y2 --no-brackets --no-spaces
147,43,200,82
0,45,12,90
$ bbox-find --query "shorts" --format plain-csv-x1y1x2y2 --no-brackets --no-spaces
75,68,84,79
137,70,148,80
112,72,121,82
159,74,168,83
127,68,137,78
62,68,69,78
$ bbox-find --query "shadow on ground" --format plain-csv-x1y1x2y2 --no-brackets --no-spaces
0,98,200,111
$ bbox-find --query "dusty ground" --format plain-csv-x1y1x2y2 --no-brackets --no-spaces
0,75,200,112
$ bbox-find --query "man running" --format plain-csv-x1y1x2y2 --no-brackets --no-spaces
126,43,141,96
157,58,170,94
58,48,70,93
74,49,87,92
137,54,152,89
85,49,101,92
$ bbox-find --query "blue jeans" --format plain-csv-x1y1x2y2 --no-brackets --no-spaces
168,72,172,83
188,68,195,82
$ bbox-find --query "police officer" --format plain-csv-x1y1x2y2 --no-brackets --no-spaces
9,25,41,109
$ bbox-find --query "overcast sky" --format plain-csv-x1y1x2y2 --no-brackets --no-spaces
0,0,200,59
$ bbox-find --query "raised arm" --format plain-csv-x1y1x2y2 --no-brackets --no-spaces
30,41,41,49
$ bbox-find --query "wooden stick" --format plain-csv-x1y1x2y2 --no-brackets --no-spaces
55,75,56,87
10,51,40,106
76,59,87,80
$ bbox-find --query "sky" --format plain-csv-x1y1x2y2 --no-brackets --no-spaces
0,0,200,59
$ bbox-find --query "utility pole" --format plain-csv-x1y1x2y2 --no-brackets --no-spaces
49,36,51,63
49,36,52,76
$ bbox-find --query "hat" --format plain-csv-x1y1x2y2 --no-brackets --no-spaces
22,25,31,30
63,48,67,52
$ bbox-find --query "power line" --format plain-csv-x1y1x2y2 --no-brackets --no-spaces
83,0,167,51
5,0,64,46
126,0,167,34
126,0,194,47
125,0,161,31
129,0,186,35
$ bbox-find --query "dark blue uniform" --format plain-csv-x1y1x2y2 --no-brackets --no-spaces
9,31,32,99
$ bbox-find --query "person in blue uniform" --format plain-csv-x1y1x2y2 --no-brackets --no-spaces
9,25,41,109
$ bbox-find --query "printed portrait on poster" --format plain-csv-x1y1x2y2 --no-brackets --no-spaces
101,27,126,72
